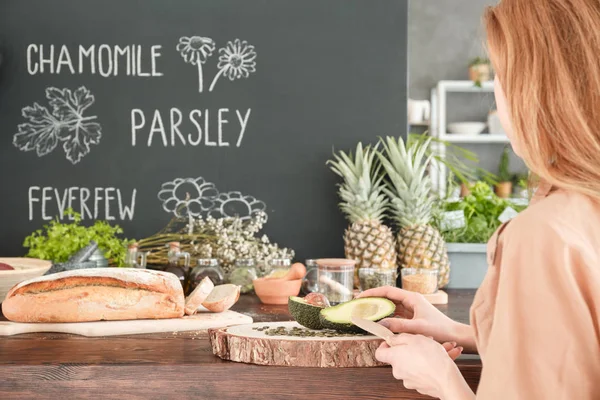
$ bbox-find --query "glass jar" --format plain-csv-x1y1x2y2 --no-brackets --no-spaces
190,258,225,290
125,242,148,269
400,268,438,294
358,268,397,291
165,242,191,292
316,259,356,305
263,258,291,278
301,259,319,295
228,259,258,294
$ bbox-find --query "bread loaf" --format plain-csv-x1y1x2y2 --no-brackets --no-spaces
2,268,185,323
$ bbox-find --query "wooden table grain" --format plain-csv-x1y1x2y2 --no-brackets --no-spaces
0,289,481,400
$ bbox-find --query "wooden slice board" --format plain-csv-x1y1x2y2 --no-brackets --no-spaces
210,321,386,368
0,309,252,337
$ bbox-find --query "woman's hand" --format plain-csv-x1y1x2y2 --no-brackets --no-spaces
376,334,475,400
357,286,476,352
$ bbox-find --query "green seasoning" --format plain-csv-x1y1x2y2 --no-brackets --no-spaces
288,296,325,330
319,297,395,333
252,326,366,338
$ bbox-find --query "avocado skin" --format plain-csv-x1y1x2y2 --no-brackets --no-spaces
288,296,324,330
318,298,396,333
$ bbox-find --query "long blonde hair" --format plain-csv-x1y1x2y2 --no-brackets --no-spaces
484,0,600,198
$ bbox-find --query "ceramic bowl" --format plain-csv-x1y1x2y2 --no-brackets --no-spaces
0,258,52,302
253,277,302,305
447,122,486,135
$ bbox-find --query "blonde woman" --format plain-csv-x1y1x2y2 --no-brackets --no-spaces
359,0,600,398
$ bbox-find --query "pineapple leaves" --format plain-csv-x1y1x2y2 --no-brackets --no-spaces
327,143,389,223
377,136,435,227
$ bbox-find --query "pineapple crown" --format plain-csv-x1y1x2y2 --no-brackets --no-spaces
327,142,389,223
377,136,435,228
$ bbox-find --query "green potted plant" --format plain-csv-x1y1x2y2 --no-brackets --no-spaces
495,146,512,198
23,208,132,267
468,57,492,87
433,181,527,288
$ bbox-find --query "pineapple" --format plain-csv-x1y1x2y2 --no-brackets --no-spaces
378,137,450,288
327,143,397,287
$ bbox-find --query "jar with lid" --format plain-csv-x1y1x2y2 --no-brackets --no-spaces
228,259,258,294
164,242,191,292
190,258,225,290
124,242,148,269
316,259,356,305
262,258,291,279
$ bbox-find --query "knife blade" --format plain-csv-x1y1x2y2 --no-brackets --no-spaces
350,316,395,346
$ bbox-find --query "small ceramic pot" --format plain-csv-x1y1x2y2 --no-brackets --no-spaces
460,182,473,198
495,182,513,198
253,277,302,305
469,64,491,83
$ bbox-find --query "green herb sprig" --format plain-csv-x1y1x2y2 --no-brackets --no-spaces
23,208,133,266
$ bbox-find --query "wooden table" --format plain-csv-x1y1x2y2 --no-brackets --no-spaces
0,290,481,399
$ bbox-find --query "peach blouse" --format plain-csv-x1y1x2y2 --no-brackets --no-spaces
470,181,600,399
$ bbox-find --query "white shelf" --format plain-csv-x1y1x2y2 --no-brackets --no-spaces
437,80,494,92
409,121,430,127
440,133,509,143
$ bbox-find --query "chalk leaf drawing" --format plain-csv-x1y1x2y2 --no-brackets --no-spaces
209,39,257,92
209,191,267,221
158,177,219,218
158,177,267,221
13,86,101,165
177,36,216,93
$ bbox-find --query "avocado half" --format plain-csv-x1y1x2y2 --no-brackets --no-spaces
288,296,325,330
319,297,395,333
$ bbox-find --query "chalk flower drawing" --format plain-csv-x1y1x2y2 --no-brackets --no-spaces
158,177,267,221
209,191,267,221
13,86,101,165
208,39,257,92
177,36,216,93
158,177,219,218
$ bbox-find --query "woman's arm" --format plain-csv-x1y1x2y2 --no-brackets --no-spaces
451,322,477,354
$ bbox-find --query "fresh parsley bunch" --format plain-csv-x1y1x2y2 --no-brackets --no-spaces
435,182,527,243
24,209,132,267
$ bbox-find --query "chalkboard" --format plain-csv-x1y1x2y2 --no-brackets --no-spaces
0,0,408,262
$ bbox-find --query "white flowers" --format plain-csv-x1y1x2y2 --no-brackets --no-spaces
177,36,216,92
193,211,294,275
158,177,218,218
209,39,257,92
177,36,257,93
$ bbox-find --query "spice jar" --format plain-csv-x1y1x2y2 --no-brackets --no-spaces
190,258,225,290
401,268,438,294
358,268,397,291
165,242,191,292
263,258,291,278
228,258,258,294
124,243,148,269
316,259,356,305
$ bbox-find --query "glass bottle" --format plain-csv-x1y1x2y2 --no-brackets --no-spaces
190,258,225,290
228,258,258,294
165,242,191,292
125,242,148,269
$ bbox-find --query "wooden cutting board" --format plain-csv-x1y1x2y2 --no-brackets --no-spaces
0,309,252,337
210,321,385,368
